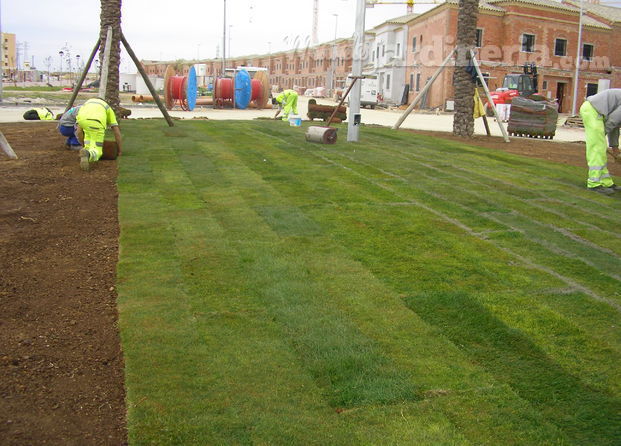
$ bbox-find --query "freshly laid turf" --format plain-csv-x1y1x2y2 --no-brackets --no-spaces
117,120,621,445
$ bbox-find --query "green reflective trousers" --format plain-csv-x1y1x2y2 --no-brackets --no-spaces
580,101,614,188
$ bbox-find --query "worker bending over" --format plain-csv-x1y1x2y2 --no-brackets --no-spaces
57,106,82,150
273,89,299,121
76,98,122,171
579,88,621,195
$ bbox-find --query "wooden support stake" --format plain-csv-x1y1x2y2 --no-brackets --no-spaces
392,49,455,130
65,38,100,112
470,49,510,142
120,32,174,127
99,26,113,100
327,76,360,126
0,130,17,159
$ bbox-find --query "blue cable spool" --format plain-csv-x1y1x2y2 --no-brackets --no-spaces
234,69,252,109
186,65,197,111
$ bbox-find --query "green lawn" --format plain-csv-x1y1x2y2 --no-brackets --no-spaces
117,120,621,445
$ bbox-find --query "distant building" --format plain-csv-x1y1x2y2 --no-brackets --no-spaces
2,32,16,77
141,0,621,111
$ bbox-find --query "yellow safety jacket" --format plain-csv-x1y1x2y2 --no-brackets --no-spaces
35,107,55,120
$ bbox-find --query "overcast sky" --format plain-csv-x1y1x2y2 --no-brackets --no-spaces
2,0,438,73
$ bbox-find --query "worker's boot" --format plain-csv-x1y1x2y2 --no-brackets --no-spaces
588,185,616,196
79,149,91,171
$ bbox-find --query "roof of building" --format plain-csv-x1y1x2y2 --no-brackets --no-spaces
444,0,505,12
487,0,580,12
565,0,621,23
385,12,420,24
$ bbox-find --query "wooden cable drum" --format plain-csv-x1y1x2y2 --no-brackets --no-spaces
251,70,270,109
163,65,198,111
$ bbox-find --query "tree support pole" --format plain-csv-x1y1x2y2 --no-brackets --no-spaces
99,27,113,101
0,130,18,159
392,49,455,130
120,32,174,127
469,49,509,142
65,38,101,112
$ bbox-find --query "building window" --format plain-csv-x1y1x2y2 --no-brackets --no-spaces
386,73,391,90
521,33,535,53
416,73,421,91
554,38,567,57
396,43,401,57
376,46,380,59
583,43,594,61
382,45,385,57
412,37,417,52
542,80,548,90
475,29,483,48
586,83,598,96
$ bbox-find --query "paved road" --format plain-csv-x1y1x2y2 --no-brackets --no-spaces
0,96,586,143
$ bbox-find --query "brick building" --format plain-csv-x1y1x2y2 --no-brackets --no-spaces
141,0,621,112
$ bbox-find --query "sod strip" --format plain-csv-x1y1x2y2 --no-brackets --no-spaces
229,122,615,442
360,131,621,243
311,142,621,351
364,130,621,218
126,121,470,444
368,127,617,194
196,124,568,445
118,125,363,444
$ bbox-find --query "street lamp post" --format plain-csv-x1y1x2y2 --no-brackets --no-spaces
347,0,366,142
331,14,338,96
571,0,584,116
58,50,64,84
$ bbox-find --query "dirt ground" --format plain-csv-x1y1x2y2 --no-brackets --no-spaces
0,121,618,445
0,122,126,445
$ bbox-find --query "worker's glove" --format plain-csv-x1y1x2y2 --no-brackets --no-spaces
608,147,621,163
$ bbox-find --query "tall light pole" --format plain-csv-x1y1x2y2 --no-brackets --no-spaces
59,50,64,84
331,14,338,96
347,0,366,142
571,0,583,116
0,0,3,103
222,0,227,75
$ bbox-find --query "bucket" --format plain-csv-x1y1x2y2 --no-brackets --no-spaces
288,115,302,127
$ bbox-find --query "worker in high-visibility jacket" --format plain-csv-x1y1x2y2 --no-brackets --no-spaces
579,88,621,195
75,98,122,171
57,106,82,149
273,89,299,121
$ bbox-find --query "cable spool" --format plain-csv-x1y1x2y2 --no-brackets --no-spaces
213,77,234,108
235,69,252,109
250,71,270,109
163,65,198,111
213,69,271,109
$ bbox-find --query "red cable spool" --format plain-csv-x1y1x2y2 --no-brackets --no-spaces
251,79,262,101
163,65,198,111
214,78,234,108
169,75,189,110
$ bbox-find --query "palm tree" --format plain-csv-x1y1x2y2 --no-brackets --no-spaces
99,0,122,113
452,0,479,137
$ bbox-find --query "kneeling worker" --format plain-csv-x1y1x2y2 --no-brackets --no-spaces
273,89,299,121
76,98,122,171
57,106,82,149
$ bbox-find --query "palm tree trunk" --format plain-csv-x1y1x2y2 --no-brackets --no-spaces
452,0,479,137
100,0,122,114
